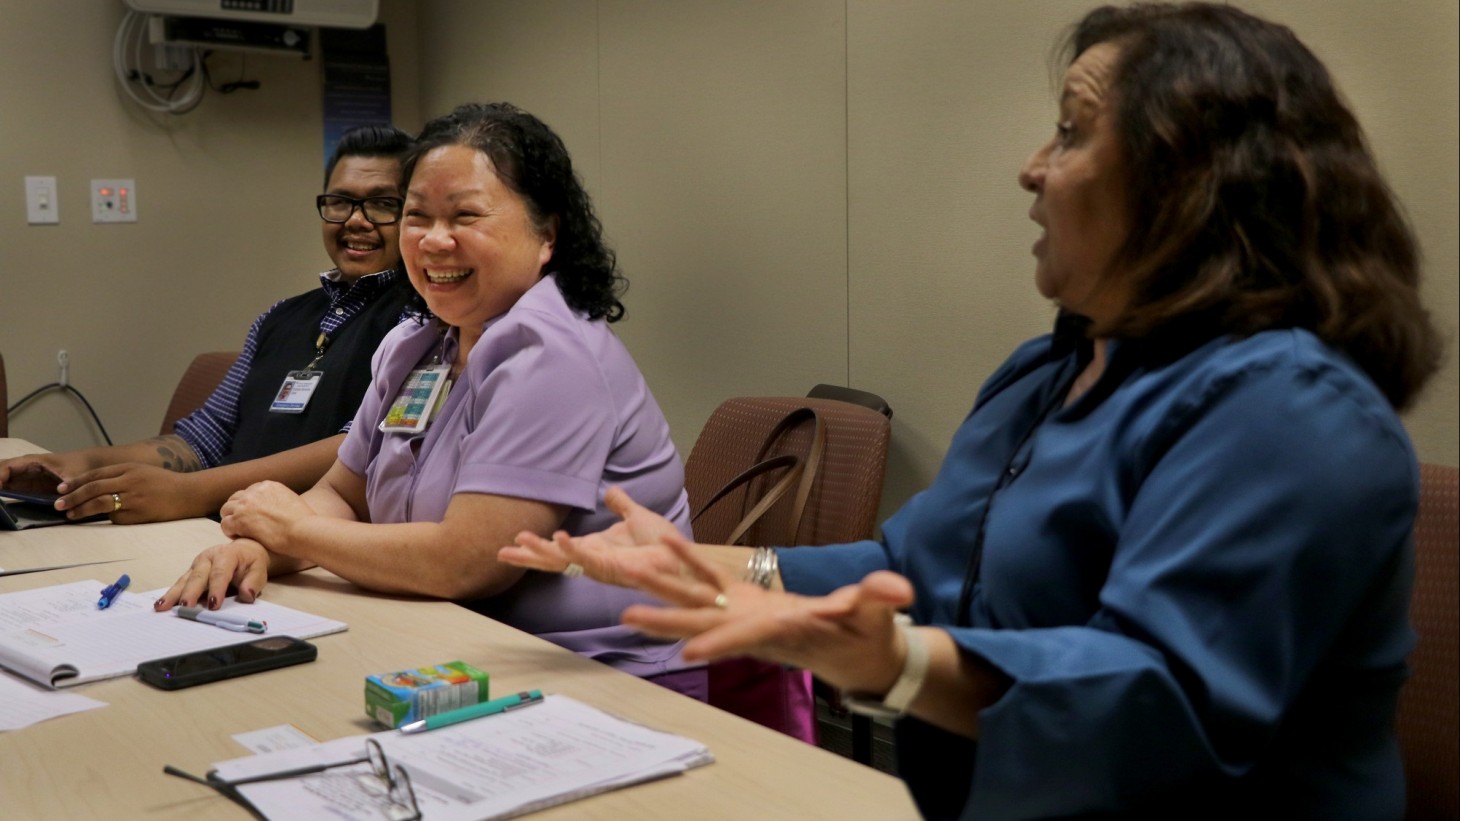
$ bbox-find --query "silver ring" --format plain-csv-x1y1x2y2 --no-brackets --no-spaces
563,563,584,578
111,493,123,512
713,593,729,610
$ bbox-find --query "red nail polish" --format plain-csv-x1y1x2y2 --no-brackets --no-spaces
208,596,218,609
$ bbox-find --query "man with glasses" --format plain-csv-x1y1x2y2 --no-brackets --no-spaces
0,126,417,525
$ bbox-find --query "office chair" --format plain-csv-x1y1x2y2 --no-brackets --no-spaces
159,351,239,435
684,394,892,748
1396,462,1458,820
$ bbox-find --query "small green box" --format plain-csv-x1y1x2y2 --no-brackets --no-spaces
365,661,490,729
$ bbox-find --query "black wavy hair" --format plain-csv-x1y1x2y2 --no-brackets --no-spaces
400,102,627,322
323,124,414,188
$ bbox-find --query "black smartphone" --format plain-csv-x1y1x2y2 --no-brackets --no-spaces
136,636,317,690
0,488,62,505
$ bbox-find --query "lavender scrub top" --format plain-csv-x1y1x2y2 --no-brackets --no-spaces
338,275,695,679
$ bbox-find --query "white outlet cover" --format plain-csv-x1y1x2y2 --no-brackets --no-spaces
92,178,138,223
25,176,60,224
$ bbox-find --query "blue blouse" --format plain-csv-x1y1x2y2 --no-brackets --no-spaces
779,326,1416,819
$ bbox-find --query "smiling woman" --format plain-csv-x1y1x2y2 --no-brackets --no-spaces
400,144,555,346
158,103,706,700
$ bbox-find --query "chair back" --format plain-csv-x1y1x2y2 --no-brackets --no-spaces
684,394,891,745
807,383,894,420
159,351,239,435
1398,462,1458,820
684,395,891,549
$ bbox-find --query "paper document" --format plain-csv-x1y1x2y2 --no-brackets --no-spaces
0,671,106,731
0,580,347,688
209,694,714,820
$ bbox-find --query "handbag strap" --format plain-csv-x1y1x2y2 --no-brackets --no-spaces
692,407,827,546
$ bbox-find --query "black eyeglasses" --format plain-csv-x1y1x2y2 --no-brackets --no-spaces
317,194,404,225
165,738,420,820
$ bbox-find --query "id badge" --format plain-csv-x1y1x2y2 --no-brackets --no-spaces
269,370,323,414
380,365,452,433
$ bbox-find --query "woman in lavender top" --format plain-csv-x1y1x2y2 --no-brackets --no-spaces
159,103,703,697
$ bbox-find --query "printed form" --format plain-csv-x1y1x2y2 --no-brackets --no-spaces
212,694,714,820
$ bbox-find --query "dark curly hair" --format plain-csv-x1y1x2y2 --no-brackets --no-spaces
399,102,627,322
1067,3,1442,410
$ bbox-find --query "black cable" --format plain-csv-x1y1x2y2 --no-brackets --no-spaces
6,383,114,446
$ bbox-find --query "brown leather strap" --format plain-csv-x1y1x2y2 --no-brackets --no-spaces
692,407,826,546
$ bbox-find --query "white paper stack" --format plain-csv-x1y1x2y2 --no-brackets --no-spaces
210,694,714,820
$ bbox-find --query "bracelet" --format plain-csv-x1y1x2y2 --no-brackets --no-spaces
840,614,929,720
744,546,778,589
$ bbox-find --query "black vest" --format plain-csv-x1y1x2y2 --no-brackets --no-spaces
222,276,415,466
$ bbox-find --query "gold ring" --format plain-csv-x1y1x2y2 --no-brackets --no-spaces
713,593,729,610
111,493,123,512
563,563,585,578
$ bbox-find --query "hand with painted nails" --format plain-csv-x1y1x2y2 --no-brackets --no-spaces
153,538,277,612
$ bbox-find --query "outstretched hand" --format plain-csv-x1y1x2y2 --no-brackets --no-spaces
498,486,687,588
621,534,917,695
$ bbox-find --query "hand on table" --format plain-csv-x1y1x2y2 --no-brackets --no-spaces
153,538,271,611
621,533,917,695
499,486,687,588
0,453,85,495
54,463,199,524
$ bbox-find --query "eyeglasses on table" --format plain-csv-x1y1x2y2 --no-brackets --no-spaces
165,737,421,820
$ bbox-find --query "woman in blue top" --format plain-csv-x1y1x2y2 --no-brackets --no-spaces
501,3,1443,818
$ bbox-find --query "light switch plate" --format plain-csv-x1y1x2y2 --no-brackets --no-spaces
25,176,59,224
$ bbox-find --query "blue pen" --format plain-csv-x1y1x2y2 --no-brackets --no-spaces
98,573,130,609
398,690,545,734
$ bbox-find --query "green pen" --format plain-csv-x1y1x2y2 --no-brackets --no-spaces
398,690,545,734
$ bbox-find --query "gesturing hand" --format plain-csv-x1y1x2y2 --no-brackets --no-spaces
621,534,918,696
498,486,687,588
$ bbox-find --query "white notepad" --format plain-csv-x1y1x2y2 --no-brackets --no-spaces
0,580,346,688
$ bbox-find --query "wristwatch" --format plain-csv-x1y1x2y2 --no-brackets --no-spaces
840,614,928,719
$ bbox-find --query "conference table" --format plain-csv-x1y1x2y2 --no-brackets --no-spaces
0,438,918,820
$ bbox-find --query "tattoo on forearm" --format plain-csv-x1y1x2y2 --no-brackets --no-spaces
151,437,203,473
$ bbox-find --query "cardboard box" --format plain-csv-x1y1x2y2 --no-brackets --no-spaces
365,660,490,729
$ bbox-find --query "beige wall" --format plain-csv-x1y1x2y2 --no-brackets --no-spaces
0,0,421,450
419,0,1458,520
3,1,1455,523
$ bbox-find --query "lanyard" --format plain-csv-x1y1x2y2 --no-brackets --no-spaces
303,332,330,370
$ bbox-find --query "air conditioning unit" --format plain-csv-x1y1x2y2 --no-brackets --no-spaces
123,0,378,29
